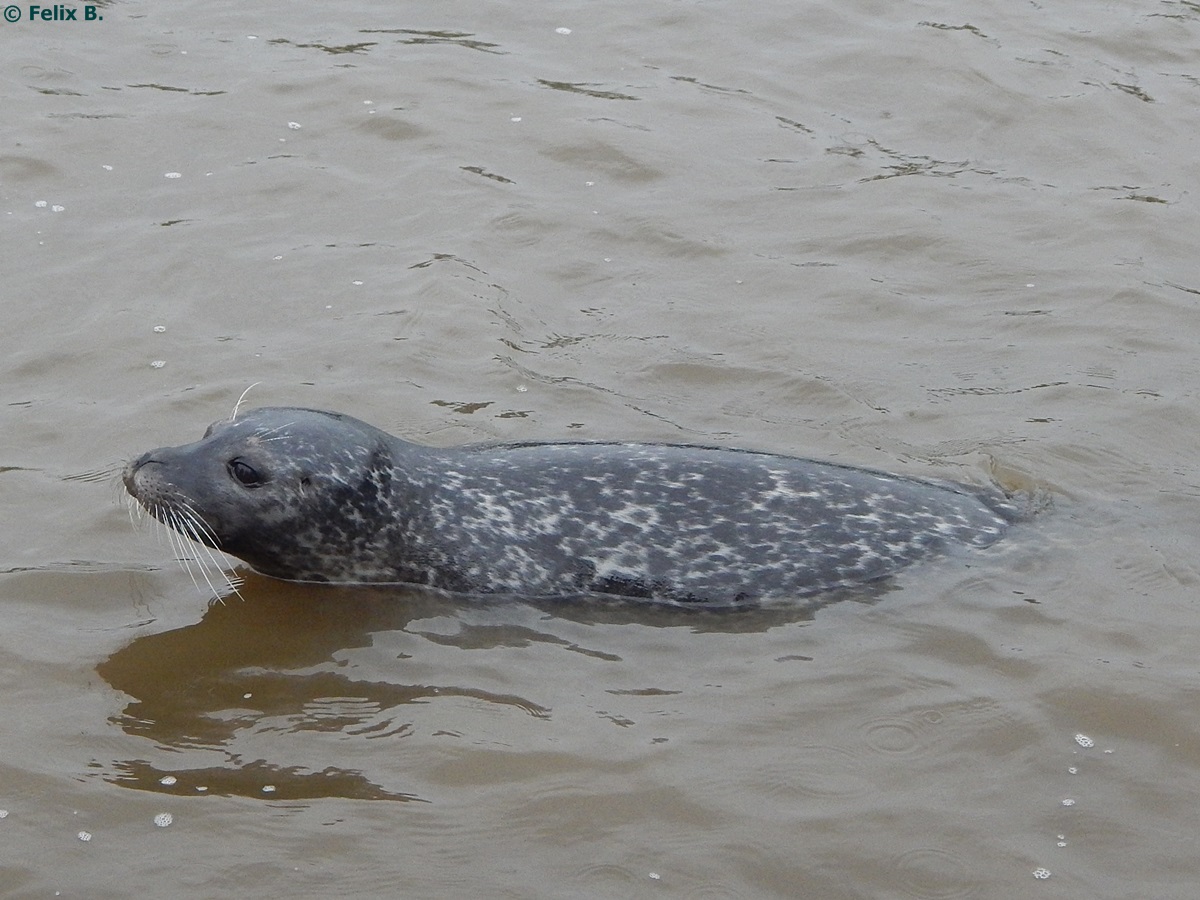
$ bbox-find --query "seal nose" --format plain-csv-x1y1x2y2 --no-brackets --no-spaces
122,451,159,495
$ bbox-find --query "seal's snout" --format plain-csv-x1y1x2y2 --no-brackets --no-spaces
122,458,141,497
123,452,172,510
122,453,151,497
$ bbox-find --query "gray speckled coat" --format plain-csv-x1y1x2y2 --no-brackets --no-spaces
126,407,1018,604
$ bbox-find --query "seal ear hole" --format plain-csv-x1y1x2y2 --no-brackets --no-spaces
227,458,266,488
300,476,312,488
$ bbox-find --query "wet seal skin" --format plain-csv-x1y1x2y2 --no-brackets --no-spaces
124,407,1022,605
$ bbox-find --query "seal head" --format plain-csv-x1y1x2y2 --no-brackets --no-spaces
125,408,409,583
125,407,1019,604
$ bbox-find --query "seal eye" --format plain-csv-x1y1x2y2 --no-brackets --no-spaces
228,458,265,488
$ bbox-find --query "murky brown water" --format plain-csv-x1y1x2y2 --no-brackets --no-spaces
3,0,1199,897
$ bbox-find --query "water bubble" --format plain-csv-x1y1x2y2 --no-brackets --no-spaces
77,831,92,842
164,172,182,179
1074,733,1094,748
153,812,173,827
1032,867,1051,880
159,776,177,786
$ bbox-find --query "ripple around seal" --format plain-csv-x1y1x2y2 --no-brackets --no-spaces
893,848,981,900
760,744,875,800
862,715,929,755
860,697,1021,758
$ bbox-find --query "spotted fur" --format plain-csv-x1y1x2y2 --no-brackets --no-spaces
124,407,1018,604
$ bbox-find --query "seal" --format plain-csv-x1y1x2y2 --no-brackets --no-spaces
124,406,1019,604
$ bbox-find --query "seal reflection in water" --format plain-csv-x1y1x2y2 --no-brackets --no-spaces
124,407,1019,605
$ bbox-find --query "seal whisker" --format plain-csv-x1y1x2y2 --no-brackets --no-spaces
254,422,297,442
230,382,262,423
163,507,208,597
170,503,242,602
173,497,221,548
128,487,242,602
123,491,141,531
